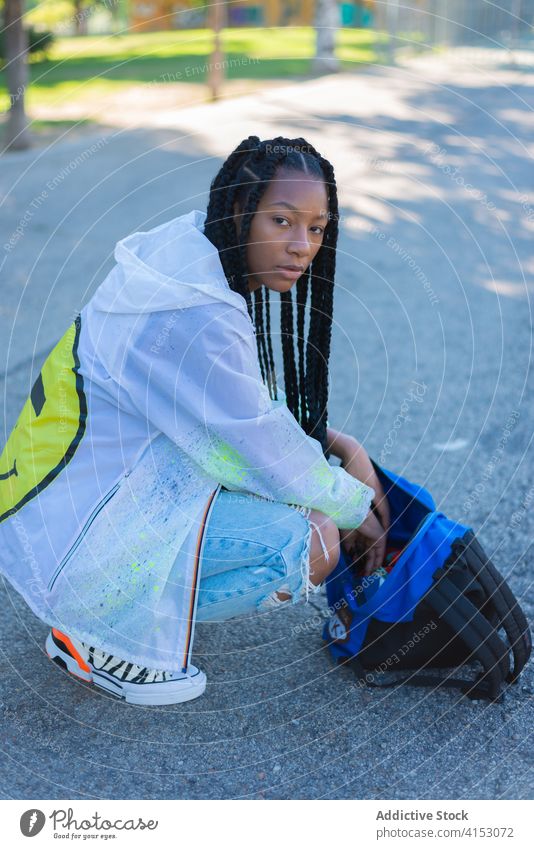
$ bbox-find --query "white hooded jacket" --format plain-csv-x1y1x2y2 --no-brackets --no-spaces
0,209,374,672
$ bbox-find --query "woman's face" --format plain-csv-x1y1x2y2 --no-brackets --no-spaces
233,168,330,294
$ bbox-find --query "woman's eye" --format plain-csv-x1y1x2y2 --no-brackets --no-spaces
273,217,324,235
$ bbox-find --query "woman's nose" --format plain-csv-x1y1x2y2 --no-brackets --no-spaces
287,228,312,257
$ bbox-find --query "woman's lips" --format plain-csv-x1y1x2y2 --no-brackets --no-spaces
275,266,304,279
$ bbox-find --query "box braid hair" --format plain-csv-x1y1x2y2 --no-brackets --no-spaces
204,135,339,459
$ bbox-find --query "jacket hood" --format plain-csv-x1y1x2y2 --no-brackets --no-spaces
90,209,249,316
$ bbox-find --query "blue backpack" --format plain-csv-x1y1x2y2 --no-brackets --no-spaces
323,461,532,703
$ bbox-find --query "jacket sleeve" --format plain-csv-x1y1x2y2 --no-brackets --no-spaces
121,302,374,529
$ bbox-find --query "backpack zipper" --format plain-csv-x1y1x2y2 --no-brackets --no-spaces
47,480,122,592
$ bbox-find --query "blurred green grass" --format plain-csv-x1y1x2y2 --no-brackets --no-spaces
0,27,383,112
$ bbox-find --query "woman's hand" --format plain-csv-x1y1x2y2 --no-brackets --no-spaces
340,510,387,576
332,433,390,575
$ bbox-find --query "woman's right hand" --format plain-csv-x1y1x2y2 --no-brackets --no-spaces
339,508,387,577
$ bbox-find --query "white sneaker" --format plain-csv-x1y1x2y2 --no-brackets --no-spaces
45,628,206,705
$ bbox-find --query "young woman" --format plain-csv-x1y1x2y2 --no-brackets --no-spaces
0,135,389,706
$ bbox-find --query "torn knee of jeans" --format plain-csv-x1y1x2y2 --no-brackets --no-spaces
257,584,293,611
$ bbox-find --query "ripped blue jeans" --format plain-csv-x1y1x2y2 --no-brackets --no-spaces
195,488,329,622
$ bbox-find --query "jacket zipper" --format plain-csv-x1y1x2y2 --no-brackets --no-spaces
181,483,222,671
47,480,122,592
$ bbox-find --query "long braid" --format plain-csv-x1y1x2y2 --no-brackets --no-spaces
204,135,261,322
263,287,278,400
253,286,270,389
296,269,309,429
307,155,338,457
280,289,300,419
204,135,339,458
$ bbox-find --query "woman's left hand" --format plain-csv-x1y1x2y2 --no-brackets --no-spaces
338,437,391,569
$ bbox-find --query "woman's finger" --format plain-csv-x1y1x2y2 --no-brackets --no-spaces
365,552,376,577
366,535,386,576
364,538,378,576
375,501,389,535
371,478,390,532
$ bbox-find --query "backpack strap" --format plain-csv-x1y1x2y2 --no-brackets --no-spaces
453,531,532,683
435,553,510,683
338,656,504,702
424,567,511,701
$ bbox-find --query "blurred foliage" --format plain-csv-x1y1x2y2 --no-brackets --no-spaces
0,25,55,65
0,24,381,112
24,1,76,29
27,25,55,57
23,0,118,30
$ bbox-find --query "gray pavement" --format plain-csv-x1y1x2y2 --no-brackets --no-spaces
1,49,533,800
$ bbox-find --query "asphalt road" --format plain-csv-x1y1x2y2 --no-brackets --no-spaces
1,48,533,800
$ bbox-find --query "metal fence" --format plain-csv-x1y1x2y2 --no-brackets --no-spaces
373,0,534,58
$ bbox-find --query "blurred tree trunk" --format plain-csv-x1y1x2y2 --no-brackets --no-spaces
110,0,129,34
4,0,31,151
208,0,226,101
74,1,88,36
313,0,340,73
